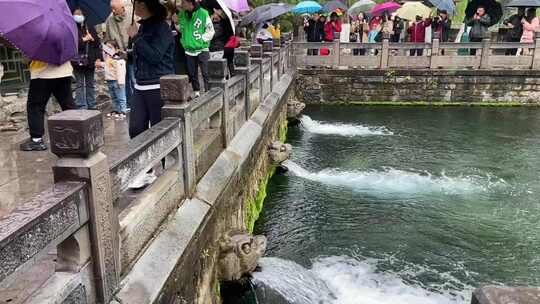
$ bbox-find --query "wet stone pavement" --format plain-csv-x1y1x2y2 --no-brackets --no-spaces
0,115,130,218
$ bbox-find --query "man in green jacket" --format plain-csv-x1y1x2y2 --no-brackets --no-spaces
179,0,215,97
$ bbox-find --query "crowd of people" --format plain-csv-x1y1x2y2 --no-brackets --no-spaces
19,0,240,155
303,6,539,57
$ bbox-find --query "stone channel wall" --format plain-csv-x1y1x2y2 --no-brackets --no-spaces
296,69,540,105
114,74,294,304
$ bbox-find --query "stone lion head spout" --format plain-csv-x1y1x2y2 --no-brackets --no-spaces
287,100,306,120
268,141,292,165
217,230,267,282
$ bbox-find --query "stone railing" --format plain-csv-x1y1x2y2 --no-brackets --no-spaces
293,33,540,70
0,37,293,304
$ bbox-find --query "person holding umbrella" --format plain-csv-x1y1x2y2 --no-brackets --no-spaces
407,15,432,56
324,12,342,41
503,7,525,55
305,13,325,55
466,6,491,55
72,8,102,110
520,8,539,55
179,0,215,97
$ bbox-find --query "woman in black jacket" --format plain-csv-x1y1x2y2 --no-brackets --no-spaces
126,0,175,188
72,8,102,110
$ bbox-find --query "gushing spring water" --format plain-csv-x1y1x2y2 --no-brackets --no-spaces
252,257,467,304
300,116,393,137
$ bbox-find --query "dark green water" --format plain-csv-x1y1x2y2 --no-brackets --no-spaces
252,106,540,304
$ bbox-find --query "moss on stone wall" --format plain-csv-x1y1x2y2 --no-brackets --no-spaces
245,119,288,233
347,101,536,107
245,166,276,233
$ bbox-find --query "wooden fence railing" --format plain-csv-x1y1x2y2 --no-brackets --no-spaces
293,33,540,70
0,37,293,304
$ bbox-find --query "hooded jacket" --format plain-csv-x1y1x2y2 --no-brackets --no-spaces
133,16,175,85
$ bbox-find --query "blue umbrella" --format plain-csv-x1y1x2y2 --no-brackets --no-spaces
427,0,456,15
292,1,322,14
323,0,348,13
67,0,111,26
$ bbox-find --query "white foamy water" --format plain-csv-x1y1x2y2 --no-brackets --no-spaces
253,256,468,304
282,161,506,196
300,116,393,137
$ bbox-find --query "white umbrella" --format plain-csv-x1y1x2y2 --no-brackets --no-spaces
348,0,376,15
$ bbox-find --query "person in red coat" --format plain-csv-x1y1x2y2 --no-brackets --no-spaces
407,15,432,56
324,12,342,42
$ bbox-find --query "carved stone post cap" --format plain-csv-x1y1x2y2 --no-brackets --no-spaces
161,74,192,103
262,40,273,52
234,51,251,67
208,59,228,79
250,44,263,58
48,110,104,158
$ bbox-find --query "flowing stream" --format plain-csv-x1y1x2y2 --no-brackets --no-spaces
248,106,540,304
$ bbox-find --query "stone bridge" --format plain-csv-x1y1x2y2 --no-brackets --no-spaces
0,35,539,304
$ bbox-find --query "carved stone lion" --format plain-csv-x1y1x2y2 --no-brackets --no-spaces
268,141,292,165
287,100,306,120
217,230,267,282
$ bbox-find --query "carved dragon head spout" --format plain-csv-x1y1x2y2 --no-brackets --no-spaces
287,100,306,120
268,141,292,165
217,230,267,282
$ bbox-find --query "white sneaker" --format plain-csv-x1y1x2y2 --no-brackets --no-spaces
194,91,200,98
128,172,157,189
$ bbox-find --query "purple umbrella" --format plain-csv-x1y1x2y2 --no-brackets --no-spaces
222,0,250,13
371,2,401,16
0,0,78,65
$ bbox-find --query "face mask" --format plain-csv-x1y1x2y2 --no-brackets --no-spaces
74,15,85,24
114,15,125,22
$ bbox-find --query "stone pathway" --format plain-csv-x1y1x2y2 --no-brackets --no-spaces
0,115,130,218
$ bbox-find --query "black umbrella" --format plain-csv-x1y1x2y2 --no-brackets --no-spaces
323,0,348,13
506,0,540,7
465,0,503,26
67,0,111,26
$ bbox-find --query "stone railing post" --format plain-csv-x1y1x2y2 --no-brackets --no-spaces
431,32,440,69
333,40,340,67
380,33,390,69
48,110,119,304
480,38,491,69
160,75,196,196
263,40,274,90
273,46,282,81
532,32,540,69
250,44,264,104
208,59,231,146
234,50,252,119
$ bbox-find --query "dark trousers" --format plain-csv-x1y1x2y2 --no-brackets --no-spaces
27,77,75,138
128,88,163,139
470,37,482,55
505,37,520,55
353,49,366,56
410,49,423,56
224,48,235,76
186,52,210,92
307,49,319,55
73,67,96,109
126,62,136,108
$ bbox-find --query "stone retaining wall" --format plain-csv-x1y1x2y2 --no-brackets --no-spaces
296,69,540,105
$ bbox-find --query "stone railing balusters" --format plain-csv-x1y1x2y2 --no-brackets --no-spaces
263,41,274,91
250,44,264,104
208,59,231,145
49,110,119,304
161,75,196,196
234,50,252,120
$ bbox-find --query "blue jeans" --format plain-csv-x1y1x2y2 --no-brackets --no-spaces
107,80,127,113
73,68,97,109
126,62,136,109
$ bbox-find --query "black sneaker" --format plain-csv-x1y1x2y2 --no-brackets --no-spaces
19,138,47,151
